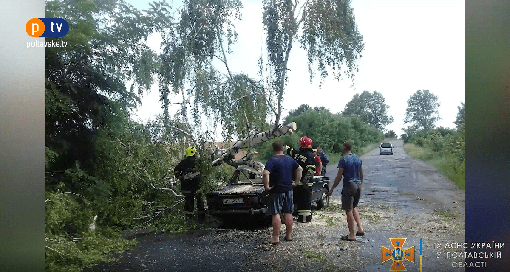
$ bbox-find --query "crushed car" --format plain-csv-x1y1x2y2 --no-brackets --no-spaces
206,163,330,223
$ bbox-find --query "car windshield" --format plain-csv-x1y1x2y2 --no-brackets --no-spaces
381,143,392,148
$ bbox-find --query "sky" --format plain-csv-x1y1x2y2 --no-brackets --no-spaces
129,0,465,136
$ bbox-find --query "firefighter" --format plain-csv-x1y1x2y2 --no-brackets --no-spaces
174,147,205,219
287,136,317,222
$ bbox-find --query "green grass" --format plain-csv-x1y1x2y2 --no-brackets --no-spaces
45,229,137,272
326,216,342,227
361,207,382,224
327,153,343,166
367,213,382,224
404,143,465,189
302,249,342,272
377,204,393,211
398,192,414,196
323,203,343,212
303,248,328,262
359,140,386,156
437,210,459,222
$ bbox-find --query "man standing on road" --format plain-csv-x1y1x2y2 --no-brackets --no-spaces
327,142,364,241
263,141,303,244
317,147,329,176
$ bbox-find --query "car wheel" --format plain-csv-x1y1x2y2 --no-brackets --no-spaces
316,191,330,209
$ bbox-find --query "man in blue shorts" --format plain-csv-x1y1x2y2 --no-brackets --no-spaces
263,140,303,244
327,142,364,241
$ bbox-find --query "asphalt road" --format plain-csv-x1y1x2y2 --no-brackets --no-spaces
85,139,465,272
342,139,465,272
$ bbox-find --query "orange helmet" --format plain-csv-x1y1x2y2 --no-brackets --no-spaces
300,136,312,149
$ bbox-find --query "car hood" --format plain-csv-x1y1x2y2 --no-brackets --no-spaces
211,184,265,195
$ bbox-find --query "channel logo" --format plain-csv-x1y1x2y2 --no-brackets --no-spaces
26,18,69,38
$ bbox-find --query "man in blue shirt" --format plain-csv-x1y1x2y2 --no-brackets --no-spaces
328,142,364,241
317,147,329,176
263,140,303,244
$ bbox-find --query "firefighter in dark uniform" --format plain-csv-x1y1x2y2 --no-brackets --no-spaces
287,136,316,222
174,147,205,219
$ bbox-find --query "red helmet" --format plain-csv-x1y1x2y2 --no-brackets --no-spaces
300,136,312,149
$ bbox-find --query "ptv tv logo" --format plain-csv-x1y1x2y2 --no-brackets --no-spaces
26,18,69,38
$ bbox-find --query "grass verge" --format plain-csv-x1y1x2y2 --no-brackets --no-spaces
45,229,137,272
404,143,465,189
437,210,459,222
46,213,201,271
302,248,341,272
326,216,342,227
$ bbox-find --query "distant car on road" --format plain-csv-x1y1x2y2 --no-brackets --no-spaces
380,142,394,155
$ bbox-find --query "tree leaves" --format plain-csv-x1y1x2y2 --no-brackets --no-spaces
158,0,267,138
454,102,465,132
300,0,364,82
261,0,364,125
283,106,384,154
342,91,394,131
404,90,441,132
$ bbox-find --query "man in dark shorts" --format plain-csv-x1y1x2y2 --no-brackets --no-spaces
263,141,303,244
327,142,364,241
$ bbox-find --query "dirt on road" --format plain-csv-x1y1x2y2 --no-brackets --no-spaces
86,140,465,272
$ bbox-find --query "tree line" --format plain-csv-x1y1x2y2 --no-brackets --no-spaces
43,0,463,269
400,90,465,188
44,0,366,270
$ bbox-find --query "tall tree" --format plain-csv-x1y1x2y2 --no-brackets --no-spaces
404,90,440,132
454,102,465,132
384,130,397,138
45,0,172,173
342,91,394,130
284,104,326,123
262,0,364,128
158,0,268,141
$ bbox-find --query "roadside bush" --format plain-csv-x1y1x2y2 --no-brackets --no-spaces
279,108,384,157
414,137,426,147
45,117,204,271
427,130,444,152
384,130,397,138
403,127,465,189
45,229,136,272
255,133,300,161
400,133,409,143
45,189,94,236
